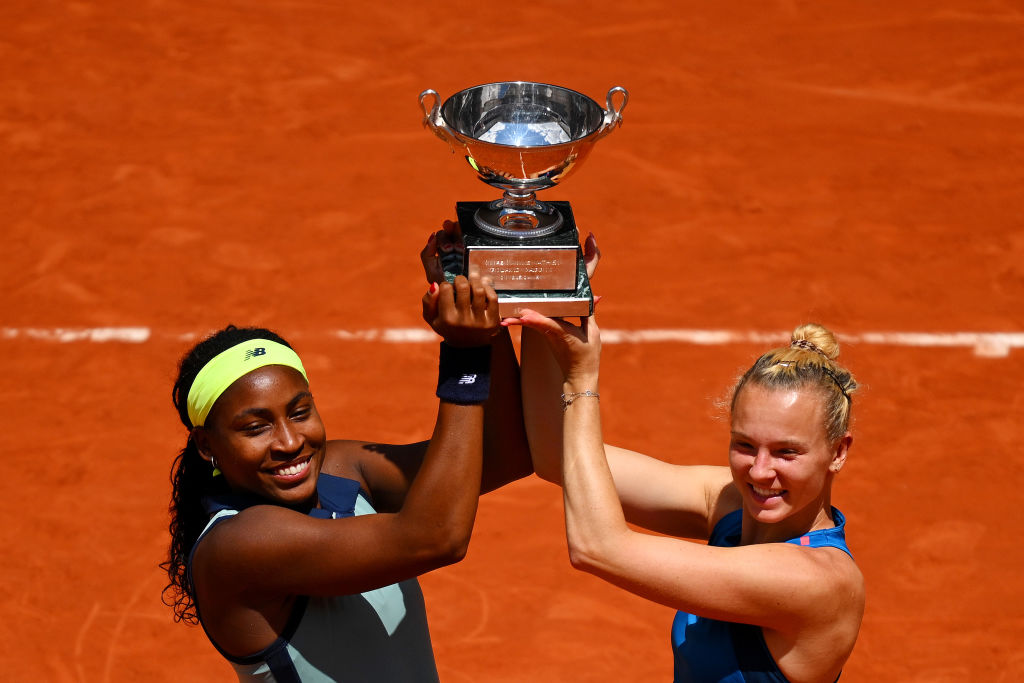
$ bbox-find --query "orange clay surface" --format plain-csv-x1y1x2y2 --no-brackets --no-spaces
2,1,1024,681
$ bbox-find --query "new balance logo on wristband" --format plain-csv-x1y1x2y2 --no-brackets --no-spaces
436,343,490,404
245,347,267,361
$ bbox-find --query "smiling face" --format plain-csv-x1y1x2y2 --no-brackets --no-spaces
728,384,850,540
195,365,326,508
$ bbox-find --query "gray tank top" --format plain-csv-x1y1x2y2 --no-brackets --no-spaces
191,474,440,682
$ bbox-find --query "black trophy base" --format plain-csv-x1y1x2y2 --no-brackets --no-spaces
448,201,593,318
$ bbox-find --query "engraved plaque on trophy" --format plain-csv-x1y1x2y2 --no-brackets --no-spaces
419,81,628,317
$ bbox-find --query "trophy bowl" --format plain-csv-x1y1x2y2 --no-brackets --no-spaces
419,82,628,238
419,81,628,317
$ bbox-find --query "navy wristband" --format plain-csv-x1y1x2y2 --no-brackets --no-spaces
436,342,492,404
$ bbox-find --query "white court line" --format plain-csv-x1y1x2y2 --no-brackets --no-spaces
2,327,1022,357
1,327,152,343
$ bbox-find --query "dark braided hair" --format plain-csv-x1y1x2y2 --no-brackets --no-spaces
161,325,293,624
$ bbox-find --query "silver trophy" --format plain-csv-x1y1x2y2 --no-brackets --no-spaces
419,81,628,317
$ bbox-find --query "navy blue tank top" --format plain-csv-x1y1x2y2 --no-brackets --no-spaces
671,507,852,683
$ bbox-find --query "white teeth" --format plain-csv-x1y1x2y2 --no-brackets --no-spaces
753,485,783,497
274,459,309,476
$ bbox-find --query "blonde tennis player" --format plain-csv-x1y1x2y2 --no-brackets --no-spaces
509,307,865,683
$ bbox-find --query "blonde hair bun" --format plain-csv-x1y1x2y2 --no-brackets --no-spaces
791,323,840,361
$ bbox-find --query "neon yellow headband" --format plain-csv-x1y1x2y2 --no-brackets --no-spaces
187,339,308,428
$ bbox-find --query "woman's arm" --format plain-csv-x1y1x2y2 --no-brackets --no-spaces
520,322,733,540
199,400,486,597
414,221,533,495
194,272,499,599
352,324,531,514
480,325,533,492
309,222,533,520
516,311,862,636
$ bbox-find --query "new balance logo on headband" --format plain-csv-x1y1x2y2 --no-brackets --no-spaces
457,374,477,385
245,347,267,361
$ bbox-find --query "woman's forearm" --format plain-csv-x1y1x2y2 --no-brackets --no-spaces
520,327,568,483
560,380,631,572
396,402,485,562
480,327,533,492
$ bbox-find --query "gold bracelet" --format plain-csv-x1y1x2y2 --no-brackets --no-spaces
561,390,600,412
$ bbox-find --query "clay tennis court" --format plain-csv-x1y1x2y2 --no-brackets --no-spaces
3,1,1023,680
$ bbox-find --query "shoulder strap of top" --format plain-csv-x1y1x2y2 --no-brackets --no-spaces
785,507,853,559
709,509,743,548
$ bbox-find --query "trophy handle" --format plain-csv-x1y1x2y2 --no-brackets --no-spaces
594,86,629,140
418,89,458,148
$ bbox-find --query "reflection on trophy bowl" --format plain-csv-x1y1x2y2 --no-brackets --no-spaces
420,82,628,238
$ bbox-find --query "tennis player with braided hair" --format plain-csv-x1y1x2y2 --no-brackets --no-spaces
510,309,865,683
162,267,532,682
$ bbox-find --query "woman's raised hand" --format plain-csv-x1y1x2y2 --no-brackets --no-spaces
582,231,600,280
505,311,602,387
420,219,464,284
420,220,498,346
505,231,602,384
422,268,500,348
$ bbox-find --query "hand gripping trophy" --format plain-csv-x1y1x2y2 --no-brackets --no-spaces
419,82,628,317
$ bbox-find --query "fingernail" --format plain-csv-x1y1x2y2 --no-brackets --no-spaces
429,282,439,294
